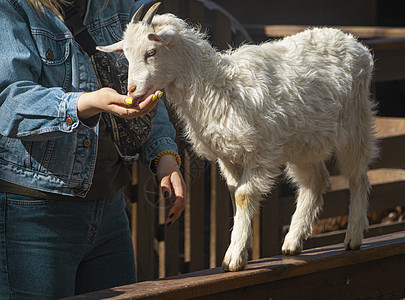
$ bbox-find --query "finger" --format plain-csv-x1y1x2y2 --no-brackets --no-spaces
160,175,172,200
123,93,160,118
115,100,156,118
138,91,164,112
165,172,186,226
170,171,186,200
137,94,156,110
165,196,185,227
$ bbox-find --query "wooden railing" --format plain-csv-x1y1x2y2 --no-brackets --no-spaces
64,231,405,299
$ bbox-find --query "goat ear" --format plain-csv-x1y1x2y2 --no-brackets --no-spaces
96,41,124,53
148,29,176,45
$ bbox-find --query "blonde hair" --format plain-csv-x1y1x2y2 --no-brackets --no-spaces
25,0,109,20
25,0,70,20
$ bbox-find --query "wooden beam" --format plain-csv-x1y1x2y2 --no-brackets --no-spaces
278,168,405,225
265,25,405,39
64,231,405,299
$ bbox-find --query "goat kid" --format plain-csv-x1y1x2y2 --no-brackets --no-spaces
98,3,378,272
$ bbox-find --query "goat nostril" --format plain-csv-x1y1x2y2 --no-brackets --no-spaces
128,86,136,95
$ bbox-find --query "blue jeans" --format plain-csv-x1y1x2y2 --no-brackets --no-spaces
0,190,136,299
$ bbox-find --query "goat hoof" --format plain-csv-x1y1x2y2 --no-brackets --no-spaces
344,228,364,250
222,246,248,272
343,237,362,251
282,248,302,255
221,259,246,272
281,235,303,255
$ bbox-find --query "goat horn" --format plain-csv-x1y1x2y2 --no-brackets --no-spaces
143,2,161,25
131,4,144,23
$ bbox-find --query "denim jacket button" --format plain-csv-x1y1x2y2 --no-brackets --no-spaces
46,48,54,61
83,139,91,148
66,117,74,126
74,186,83,193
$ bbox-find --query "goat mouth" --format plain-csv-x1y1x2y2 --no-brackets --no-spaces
132,94,147,106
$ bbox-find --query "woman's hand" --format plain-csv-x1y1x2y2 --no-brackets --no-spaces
77,87,162,119
156,155,186,227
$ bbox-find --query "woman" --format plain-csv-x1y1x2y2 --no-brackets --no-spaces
0,0,185,298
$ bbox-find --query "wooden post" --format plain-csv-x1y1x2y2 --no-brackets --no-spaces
260,184,282,257
212,7,232,50
135,163,157,281
210,163,231,268
131,163,138,266
163,192,180,277
209,163,218,268
251,213,261,259
184,151,206,272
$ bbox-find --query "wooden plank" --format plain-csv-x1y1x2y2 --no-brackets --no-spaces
251,213,260,259
210,164,231,268
187,0,205,25
125,163,139,266
324,169,405,219
162,190,180,278
209,163,218,268
219,0,377,28
329,168,405,191
212,9,232,50
374,134,405,169
184,151,206,272
265,25,405,39
64,231,405,299
367,39,405,82
197,254,405,300
260,185,282,257
135,163,157,281
372,117,405,168
161,0,183,17
375,117,405,138
306,220,405,250
280,168,405,225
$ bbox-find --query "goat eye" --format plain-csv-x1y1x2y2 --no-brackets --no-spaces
146,49,156,58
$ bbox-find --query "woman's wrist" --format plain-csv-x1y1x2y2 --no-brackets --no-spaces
77,91,101,119
153,150,181,173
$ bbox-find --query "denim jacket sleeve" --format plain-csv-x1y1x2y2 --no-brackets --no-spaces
0,0,99,141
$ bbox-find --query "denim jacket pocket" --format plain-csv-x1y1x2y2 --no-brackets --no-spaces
31,29,72,90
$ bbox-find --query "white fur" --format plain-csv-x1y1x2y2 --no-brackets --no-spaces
99,14,378,271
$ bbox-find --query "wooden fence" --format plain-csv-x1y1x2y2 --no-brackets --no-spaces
122,2,405,282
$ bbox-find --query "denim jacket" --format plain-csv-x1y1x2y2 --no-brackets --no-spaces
0,0,177,197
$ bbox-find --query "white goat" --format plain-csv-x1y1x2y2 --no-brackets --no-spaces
99,3,378,272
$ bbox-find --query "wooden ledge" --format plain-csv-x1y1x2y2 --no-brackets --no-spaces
264,25,405,40
375,117,405,139
329,168,405,191
65,231,405,299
